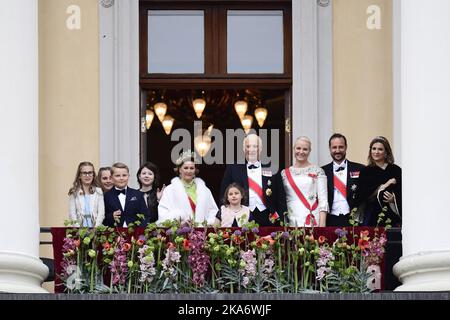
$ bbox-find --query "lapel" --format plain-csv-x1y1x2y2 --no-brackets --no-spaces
112,190,124,212
346,161,355,199
324,163,334,194
240,164,249,190
260,164,273,190
88,191,96,213
123,188,134,213
75,191,85,214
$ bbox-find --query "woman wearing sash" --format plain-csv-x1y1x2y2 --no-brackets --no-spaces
157,150,218,226
281,137,328,227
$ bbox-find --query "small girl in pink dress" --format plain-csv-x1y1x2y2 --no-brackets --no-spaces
215,183,250,227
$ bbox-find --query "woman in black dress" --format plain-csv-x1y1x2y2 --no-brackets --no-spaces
356,136,401,227
137,162,165,223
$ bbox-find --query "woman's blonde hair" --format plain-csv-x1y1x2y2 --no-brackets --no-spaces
294,136,312,150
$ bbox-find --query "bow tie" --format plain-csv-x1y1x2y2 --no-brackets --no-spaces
335,166,345,172
248,164,259,170
115,188,126,195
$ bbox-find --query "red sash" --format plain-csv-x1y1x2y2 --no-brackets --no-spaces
248,177,267,206
285,168,318,226
187,195,196,214
333,174,347,198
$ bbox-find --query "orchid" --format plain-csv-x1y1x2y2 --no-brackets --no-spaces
59,220,388,294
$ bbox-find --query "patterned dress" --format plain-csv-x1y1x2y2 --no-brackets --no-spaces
281,165,329,227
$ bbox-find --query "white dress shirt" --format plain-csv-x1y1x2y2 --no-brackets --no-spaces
247,161,266,212
331,160,350,216
115,187,127,227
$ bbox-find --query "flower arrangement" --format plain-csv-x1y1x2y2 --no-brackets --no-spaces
59,217,388,293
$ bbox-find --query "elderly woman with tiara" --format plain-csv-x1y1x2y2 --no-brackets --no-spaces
157,150,218,226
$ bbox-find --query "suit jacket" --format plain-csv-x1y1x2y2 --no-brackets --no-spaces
322,160,365,213
103,187,151,227
220,163,287,220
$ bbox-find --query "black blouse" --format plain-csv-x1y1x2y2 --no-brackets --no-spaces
355,164,402,226
142,189,159,223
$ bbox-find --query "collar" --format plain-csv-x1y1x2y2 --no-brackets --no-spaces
182,179,196,188
333,160,347,170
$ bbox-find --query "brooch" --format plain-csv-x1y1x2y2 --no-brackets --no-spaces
351,184,357,191
266,188,272,197
308,172,318,179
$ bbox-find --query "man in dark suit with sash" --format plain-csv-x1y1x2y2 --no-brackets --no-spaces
220,134,286,226
322,134,365,226
103,162,150,227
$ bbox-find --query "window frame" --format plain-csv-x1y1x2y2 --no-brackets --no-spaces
139,0,292,83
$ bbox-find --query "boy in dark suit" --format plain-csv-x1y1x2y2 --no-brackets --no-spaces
322,134,365,226
220,134,286,226
103,162,150,227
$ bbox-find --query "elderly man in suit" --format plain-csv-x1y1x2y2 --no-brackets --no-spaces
103,162,151,227
322,133,365,226
220,133,286,226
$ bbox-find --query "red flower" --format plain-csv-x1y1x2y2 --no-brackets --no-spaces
122,243,131,252
318,235,326,244
222,232,230,239
74,239,80,248
102,242,111,250
136,239,145,246
183,239,190,251
358,239,370,250
232,235,243,245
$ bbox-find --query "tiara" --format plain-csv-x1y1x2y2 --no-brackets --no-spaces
175,149,196,166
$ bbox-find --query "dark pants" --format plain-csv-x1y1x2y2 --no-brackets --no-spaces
326,213,351,227
249,207,281,227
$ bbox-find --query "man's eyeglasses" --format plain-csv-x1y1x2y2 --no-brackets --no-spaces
80,171,94,177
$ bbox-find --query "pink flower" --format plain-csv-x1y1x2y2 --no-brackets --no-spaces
318,235,327,244
122,243,131,252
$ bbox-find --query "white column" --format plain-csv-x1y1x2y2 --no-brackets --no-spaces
0,0,48,292
99,0,140,186
393,0,450,291
292,0,333,166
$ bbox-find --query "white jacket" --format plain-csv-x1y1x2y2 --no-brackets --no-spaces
157,177,218,226
68,187,105,227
